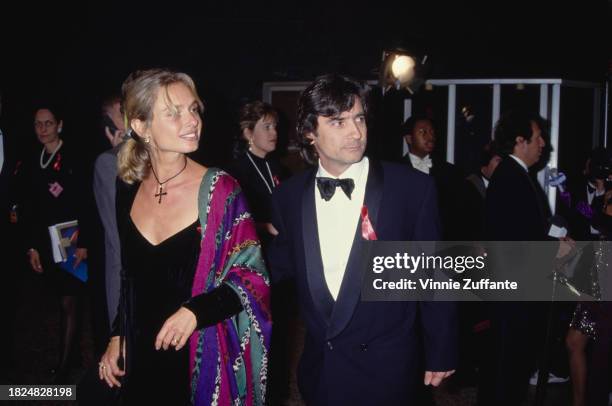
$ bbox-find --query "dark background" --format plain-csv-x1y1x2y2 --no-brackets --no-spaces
0,0,610,168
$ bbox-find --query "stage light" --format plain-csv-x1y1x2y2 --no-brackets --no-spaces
391,55,416,82
379,49,429,95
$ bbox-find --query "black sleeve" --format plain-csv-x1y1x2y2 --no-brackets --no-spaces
182,284,243,329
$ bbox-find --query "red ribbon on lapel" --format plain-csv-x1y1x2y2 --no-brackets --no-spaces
360,205,377,240
52,153,62,171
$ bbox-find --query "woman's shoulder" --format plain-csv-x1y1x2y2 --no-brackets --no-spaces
202,167,240,191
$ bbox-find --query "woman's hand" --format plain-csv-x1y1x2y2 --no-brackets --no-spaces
155,307,197,351
28,249,43,273
99,336,125,388
73,247,87,269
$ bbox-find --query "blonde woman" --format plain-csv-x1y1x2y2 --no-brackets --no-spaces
97,69,271,405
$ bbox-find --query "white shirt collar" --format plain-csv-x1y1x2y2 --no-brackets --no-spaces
408,153,432,174
409,152,431,163
482,176,489,189
509,154,529,172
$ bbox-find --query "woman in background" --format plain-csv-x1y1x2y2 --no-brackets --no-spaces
229,101,285,243
22,104,90,383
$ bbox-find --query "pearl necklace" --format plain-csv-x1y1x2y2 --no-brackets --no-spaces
246,151,275,194
40,140,63,169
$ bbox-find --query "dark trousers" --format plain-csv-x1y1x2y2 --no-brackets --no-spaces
478,302,539,406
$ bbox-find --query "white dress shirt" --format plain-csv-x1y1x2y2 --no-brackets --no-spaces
482,176,489,189
587,182,603,235
315,157,369,300
409,153,432,174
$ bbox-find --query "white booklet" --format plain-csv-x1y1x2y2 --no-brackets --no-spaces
48,220,79,263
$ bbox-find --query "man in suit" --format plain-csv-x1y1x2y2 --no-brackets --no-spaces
93,145,122,328
269,74,457,405
463,143,502,241
92,94,127,330
480,111,572,405
401,115,467,240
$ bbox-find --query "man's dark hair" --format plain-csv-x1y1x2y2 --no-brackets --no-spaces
493,110,545,156
101,93,122,114
400,114,434,137
588,146,612,180
296,74,368,162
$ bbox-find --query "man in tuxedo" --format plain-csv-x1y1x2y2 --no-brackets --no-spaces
401,115,467,240
269,74,457,405
463,143,502,241
480,111,571,405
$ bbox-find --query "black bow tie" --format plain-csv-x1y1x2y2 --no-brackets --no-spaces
316,177,355,201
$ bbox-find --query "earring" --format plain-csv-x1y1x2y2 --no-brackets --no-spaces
144,137,150,144
248,138,253,146
58,128,62,133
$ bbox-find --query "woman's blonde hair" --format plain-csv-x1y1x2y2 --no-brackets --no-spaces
117,69,203,183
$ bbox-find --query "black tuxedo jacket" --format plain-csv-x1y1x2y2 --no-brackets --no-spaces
400,154,467,240
480,156,557,405
269,160,457,406
485,156,552,241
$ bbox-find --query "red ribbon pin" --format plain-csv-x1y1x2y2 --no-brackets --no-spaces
360,205,377,240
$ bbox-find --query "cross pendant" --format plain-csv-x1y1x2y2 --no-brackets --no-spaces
155,184,167,204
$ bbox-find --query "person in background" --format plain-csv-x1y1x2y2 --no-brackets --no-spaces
0,90,21,383
463,142,502,241
101,94,126,148
229,101,285,243
228,101,296,404
400,115,467,240
21,103,92,383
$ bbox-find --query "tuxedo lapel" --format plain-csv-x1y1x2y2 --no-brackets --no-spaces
326,160,383,339
302,169,334,324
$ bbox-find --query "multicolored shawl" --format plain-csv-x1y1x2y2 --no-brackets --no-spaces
189,168,272,405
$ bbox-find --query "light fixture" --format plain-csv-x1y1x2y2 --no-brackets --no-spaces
379,49,429,95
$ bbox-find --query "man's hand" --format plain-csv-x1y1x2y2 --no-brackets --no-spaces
556,237,575,259
424,370,455,387
105,126,125,147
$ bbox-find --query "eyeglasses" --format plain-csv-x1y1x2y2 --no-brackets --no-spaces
34,120,57,128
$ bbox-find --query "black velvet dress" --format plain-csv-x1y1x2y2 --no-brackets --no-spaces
120,188,199,404
114,181,243,405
